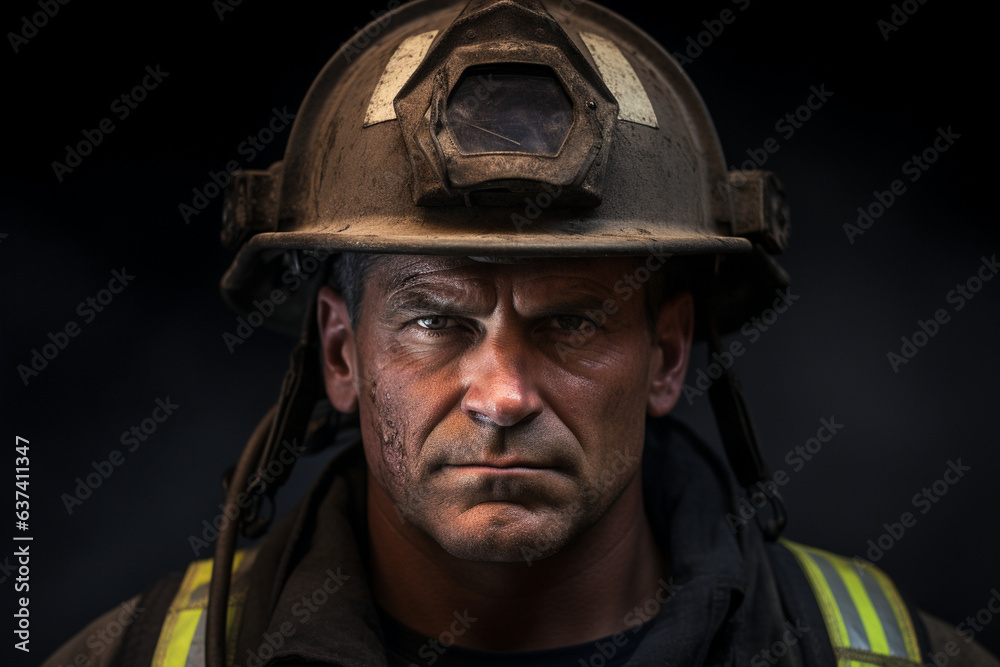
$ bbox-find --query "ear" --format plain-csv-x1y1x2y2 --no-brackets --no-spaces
647,290,694,417
317,285,359,413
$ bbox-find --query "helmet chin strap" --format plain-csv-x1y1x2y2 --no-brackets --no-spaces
700,291,787,541
206,258,328,667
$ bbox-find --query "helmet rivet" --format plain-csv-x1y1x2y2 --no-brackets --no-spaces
535,27,545,37
465,29,475,40
586,100,597,110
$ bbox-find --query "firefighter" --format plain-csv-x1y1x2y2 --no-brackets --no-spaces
43,1,998,665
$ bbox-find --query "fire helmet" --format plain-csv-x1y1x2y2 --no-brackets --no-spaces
219,0,789,338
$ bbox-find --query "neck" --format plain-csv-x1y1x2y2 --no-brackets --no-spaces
366,473,666,651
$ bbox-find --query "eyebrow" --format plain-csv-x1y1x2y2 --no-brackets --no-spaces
382,288,487,318
382,286,613,320
526,293,612,317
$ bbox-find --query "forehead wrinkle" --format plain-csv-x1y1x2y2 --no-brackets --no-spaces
385,287,493,318
378,267,497,318
371,255,640,320
374,255,483,296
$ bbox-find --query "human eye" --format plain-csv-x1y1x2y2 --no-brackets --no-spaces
416,315,451,330
410,314,458,337
549,314,599,334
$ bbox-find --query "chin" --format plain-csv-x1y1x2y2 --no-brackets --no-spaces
428,502,578,564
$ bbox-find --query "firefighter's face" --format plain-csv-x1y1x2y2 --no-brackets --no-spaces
317,255,692,562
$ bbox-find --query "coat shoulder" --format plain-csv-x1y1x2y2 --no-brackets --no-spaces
41,571,183,667
921,611,1000,667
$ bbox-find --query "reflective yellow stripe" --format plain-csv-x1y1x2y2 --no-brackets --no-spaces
154,559,213,667
827,554,891,655
781,539,921,667
153,549,253,667
783,540,852,649
868,561,922,662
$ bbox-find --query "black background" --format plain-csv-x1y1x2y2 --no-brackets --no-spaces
3,0,998,662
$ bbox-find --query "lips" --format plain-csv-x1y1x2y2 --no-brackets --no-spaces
447,457,555,469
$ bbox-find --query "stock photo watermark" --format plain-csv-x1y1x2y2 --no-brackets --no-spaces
552,252,675,362
50,65,170,182
51,599,145,664
844,126,960,244
236,566,351,667
750,620,810,667
670,0,752,66
511,182,564,232
179,106,295,224
188,438,305,555
951,589,1000,651
408,610,478,666
726,416,845,532
13,540,32,652
578,577,683,666
17,267,135,386
877,0,930,41
61,396,180,514
886,253,996,372
682,287,799,404
852,458,970,571
341,0,406,62
214,0,246,21
7,0,71,53
222,248,333,352
727,84,833,173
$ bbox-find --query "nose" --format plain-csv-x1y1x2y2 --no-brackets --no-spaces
460,336,544,427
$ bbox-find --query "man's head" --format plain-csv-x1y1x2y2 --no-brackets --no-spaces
215,0,790,564
317,253,693,562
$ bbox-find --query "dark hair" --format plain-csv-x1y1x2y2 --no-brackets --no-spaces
328,252,380,330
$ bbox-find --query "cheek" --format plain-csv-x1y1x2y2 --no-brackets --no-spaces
555,340,652,428
355,342,457,486
554,342,650,482
355,349,417,485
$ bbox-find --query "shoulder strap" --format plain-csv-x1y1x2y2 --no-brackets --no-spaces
780,539,922,667
151,547,258,667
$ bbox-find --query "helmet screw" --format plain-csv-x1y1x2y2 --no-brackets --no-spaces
465,29,475,40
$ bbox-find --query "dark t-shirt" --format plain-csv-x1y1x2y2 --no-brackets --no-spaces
377,604,654,667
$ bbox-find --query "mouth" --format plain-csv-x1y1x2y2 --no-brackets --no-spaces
449,464,552,474
436,457,576,505
447,456,554,468
442,458,564,476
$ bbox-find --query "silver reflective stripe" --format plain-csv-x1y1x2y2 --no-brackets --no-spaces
183,612,208,667
807,549,872,650
364,31,439,126
858,564,911,658
152,548,257,667
782,539,923,667
579,31,658,128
